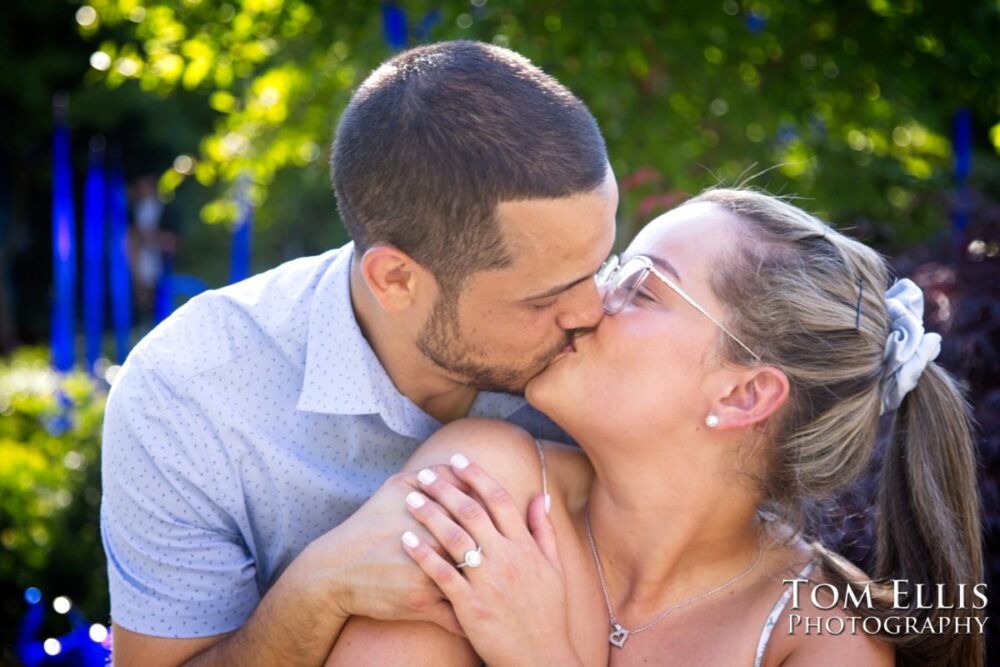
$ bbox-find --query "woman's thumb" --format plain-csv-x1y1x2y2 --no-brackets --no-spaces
528,493,560,566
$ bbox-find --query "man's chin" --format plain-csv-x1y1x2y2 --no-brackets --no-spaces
465,363,547,395
462,380,522,396
426,346,566,395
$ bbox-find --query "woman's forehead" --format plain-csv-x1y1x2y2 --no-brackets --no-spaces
628,203,741,268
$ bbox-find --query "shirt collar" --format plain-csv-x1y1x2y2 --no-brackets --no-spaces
296,243,527,439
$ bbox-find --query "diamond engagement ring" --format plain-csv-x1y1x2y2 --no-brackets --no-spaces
455,546,483,569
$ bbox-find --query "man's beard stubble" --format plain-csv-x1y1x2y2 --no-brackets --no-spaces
415,295,570,395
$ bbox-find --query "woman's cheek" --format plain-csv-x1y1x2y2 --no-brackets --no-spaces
597,310,654,362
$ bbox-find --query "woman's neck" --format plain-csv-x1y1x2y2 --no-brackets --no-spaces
579,435,765,621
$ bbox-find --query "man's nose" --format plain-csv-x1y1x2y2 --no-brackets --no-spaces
555,279,605,331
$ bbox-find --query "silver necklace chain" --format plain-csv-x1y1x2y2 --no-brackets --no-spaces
584,506,765,648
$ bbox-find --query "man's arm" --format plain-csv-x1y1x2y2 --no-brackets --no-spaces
112,539,346,666
111,469,471,666
109,464,471,667
110,628,230,667
104,353,460,667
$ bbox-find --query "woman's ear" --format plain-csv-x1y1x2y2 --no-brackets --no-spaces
359,246,429,313
713,366,790,430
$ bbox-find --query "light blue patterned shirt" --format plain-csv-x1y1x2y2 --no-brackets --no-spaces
101,243,568,637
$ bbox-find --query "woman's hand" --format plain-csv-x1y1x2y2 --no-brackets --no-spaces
400,454,583,667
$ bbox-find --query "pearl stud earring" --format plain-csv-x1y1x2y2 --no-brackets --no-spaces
705,415,720,428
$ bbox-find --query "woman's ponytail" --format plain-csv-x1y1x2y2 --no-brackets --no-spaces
875,362,984,667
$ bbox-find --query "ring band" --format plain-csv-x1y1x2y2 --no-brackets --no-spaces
455,546,483,569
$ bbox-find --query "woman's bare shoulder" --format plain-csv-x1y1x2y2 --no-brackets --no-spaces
411,417,541,467
401,418,593,515
764,548,895,667
402,418,556,510
776,585,896,667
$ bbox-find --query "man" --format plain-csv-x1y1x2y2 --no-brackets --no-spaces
102,40,617,665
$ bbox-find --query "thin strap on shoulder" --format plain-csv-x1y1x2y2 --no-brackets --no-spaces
533,438,549,500
753,559,818,667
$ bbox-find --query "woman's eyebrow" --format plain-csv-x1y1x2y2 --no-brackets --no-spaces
646,253,682,284
621,252,683,284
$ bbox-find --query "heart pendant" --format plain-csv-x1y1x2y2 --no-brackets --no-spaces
609,624,629,648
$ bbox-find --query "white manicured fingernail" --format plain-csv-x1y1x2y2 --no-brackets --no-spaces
450,453,469,470
417,468,437,485
401,531,419,548
545,494,552,515
406,491,426,508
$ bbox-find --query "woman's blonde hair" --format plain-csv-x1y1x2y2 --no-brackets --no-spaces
686,188,983,667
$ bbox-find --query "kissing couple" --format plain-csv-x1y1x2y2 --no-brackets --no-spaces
103,41,983,667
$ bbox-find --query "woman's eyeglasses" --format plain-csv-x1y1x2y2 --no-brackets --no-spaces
595,255,761,361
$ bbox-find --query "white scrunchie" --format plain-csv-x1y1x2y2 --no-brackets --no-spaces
880,278,941,414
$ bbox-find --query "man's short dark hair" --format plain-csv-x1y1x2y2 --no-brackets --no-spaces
331,40,608,293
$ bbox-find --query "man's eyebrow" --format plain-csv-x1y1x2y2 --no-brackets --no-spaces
645,254,683,283
524,273,594,301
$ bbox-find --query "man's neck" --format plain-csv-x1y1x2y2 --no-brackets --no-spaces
349,261,479,424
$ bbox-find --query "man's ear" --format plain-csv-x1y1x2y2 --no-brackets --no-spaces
358,246,429,313
713,366,790,430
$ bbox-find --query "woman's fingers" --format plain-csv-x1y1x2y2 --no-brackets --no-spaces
405,490,481,566
446,454,530,539
424,601,466,638
415,466,505,548
401,530,470,607
527,494,562,571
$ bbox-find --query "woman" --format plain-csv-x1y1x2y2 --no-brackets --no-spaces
326,189,983,666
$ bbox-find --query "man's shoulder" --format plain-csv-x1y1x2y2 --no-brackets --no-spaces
135,246,349,386
505,402,576,446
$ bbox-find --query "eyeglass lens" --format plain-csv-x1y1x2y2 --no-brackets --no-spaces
602,258,649,314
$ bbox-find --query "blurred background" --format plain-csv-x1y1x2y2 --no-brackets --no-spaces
1,0,998,664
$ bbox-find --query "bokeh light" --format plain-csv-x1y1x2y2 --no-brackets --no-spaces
24,587,42,605
75,6,97,28
90,623,110,643
53,595,72,614
89,51,111,71
174,155,194,174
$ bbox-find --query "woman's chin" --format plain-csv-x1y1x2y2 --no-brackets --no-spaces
525,371,589,446
525,351,574,412
523,372,546,409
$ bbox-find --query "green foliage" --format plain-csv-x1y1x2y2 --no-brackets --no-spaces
78,1,1000,247
0,348,108,652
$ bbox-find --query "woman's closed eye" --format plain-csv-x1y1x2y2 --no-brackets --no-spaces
635,288,660,304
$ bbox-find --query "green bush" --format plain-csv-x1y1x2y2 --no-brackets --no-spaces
0,348,108,660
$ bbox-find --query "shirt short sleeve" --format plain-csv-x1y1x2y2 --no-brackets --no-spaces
101,350,260,637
